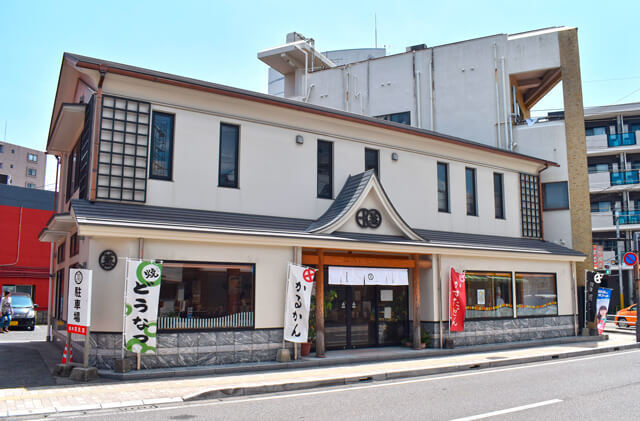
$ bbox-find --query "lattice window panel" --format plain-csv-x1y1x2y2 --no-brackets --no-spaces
97,96,150,202
520,173,542,239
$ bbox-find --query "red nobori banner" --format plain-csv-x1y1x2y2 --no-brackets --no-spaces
450,268,466,332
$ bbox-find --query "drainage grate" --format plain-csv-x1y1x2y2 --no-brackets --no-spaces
120,405,157,412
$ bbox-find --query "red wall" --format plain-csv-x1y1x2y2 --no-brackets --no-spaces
0,204,53,310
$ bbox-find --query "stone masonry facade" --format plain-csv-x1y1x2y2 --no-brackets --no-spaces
61,329,292,370
421,315,575,348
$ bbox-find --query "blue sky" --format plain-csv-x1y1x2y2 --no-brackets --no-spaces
1,0,640,188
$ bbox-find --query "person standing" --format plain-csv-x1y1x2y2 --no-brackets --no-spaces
1,291,13,333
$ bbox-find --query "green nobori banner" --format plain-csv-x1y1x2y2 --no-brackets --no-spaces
123,259,162,354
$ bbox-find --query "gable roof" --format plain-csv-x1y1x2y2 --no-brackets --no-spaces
62,52,557,169
306,170,423,241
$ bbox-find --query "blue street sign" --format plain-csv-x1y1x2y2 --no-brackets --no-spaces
623,252,638,266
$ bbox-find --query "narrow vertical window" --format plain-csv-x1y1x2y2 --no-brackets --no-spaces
437,162,449,212
494,172,505,219
150,112,174,180
466,167,477,216
365,148,379,178
317,140,333,199
218,123,240,188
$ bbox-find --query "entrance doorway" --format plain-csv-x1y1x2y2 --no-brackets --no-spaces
324,280,408,349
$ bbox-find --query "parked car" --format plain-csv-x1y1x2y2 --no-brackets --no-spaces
8,292,37,330
615,304,637,328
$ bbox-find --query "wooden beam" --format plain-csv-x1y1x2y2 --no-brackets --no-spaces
302,254,420,268
523,68,562,109
412,254,421,350
315,249,325,358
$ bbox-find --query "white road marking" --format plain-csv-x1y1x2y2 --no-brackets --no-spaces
450,399,563,421
60,349,640,418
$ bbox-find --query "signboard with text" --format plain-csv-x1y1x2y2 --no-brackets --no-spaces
123,260,162,354
450,268,466,332
283,263,315,343
67,269,92,336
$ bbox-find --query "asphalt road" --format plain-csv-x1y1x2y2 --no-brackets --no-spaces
52,349,640,421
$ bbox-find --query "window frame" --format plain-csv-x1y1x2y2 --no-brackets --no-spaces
364,148,380,179
26,167,37,177
542,181,570,211
465,167,478,216
494,172,505,219
149,111,175,181
57,242,65,264
437,162,450,213
156,260,256,332
317,139,334,199
27,153,38,163
464,270,514,320
218,123,240,189
514,272,558,317
70,233,79,257
374,111,411,126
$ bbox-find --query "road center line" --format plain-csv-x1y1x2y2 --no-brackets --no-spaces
450,399,563,421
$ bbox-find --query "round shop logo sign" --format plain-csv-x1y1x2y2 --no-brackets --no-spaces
368,273,374,280
74,271,83,285
136,261,162,287
98,250,118,271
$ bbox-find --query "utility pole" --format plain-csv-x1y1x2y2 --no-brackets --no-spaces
616,210,624,309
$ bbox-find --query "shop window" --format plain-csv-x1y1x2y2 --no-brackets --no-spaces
515,273,558,316
157,262,254,331
466,167,477,216
150,112,174,180
317,140,333,199
218,123,239,188
542,182,569,210
70,234,79,257
520,173,542,239
374,111,411,126
57,243,65,263
437,162,449,212
465,271,513,319
364,148,379,178
494,172,504,219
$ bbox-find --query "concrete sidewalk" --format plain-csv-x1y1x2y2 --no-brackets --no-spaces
1,333,638,418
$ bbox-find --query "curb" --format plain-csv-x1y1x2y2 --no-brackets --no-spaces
182,341,640,402
98,335,608,381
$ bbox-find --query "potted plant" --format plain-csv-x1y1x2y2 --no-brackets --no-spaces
303,289,337,356
404,332,431,349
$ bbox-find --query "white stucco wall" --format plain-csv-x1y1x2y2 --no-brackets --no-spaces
95,73,540,239
85,237,292,332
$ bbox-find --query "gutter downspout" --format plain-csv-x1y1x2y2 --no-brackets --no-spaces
538,161,549,240
294,45,308,101
90,68,106,200
494,43,502,149
571,261,578,336
46,154,60,342
501,57,510,152
430,49,435,131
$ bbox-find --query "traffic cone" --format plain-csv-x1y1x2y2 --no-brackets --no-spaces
61,345,68,364
69,343,73,363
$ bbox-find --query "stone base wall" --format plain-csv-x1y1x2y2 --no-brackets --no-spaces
419,315,576,348
81,329,291,370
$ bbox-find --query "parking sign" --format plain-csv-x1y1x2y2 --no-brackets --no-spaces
67,269,92,335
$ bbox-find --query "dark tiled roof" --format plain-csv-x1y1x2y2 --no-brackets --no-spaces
71,200,313,233
306,170,373,232
0,185,54,211
70,199,584,257
414,229,585,256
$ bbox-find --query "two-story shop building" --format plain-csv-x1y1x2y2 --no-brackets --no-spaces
40,53,584,370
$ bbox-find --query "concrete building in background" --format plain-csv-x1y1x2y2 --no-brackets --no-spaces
586,102,640,310
0,140,46,188
258,27,592,285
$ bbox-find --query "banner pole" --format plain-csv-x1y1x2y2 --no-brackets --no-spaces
84,327,90,369
122,259,129,361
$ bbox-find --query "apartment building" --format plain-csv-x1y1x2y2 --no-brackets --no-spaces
38,53,583,370
0,141,46,188
259,27,592,284
586,102,640,310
